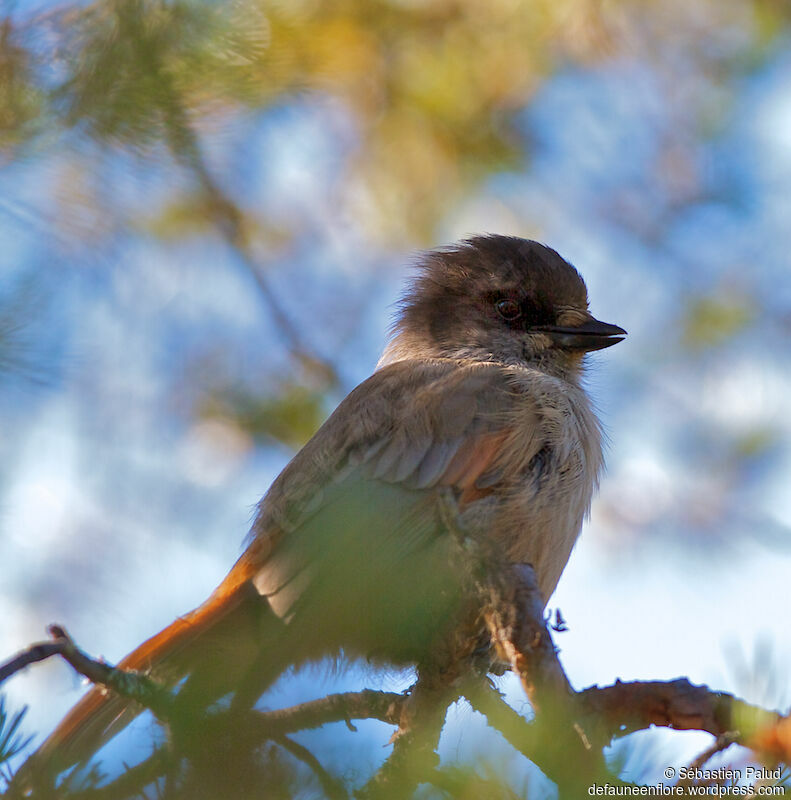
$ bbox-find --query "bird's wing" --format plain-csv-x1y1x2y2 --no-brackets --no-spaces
21,360,543,786
255,359,541,536
248,359,544,651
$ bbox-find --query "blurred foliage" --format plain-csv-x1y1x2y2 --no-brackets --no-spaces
27,0,619,238
0,18,41,149
0,0,784,447
683,291,755,350
1,0,791,796
202,381,327,449
1,0,783,241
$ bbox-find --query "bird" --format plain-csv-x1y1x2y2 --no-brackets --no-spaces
19,234,625,790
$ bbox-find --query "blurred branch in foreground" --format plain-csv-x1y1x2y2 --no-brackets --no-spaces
60,0,341,391
1,544,788,798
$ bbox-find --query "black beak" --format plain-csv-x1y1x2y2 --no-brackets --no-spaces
534,316,627,352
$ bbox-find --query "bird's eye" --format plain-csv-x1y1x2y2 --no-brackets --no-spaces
496,298,522,320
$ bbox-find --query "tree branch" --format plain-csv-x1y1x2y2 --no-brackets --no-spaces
116,4,340,390
577,678,782,745
0,625,176,724
5,528,789,799
254,689,404,736
356,664,457,800
0,640,63,686
276,735,348,800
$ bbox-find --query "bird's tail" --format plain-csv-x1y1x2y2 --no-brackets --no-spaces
18,552,272,792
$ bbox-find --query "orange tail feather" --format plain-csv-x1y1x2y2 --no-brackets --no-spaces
22,553,264,787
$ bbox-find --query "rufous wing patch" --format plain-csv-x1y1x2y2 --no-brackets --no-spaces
439,429,510,508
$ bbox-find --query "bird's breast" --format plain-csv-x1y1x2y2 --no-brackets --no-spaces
459,378,603,603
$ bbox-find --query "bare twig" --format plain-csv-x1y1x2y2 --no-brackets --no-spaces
276,735,348,800
482,563,574,713
357,665,459,799
479,565,614,796
677,732,740,788
0,640,63,686
0,625,176,724
437,489,616,795
60,749,175,800
577,678,782,745
461,678,543,759
424,765,522,798
20,690,408,800
254,689,404,736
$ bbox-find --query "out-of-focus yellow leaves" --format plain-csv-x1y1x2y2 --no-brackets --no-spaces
3,0,787,242
682,292,755,349
753,0,791,47
202,382,327,450
733,427,776,459
236,0,588,240
141,192,293,249
303,17,380,93
31,0,630,241
0,20,42,153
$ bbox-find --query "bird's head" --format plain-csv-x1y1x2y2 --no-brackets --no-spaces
379,235,626,379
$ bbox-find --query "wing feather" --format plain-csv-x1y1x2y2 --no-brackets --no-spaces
412,437,463,489
248,359,543,626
